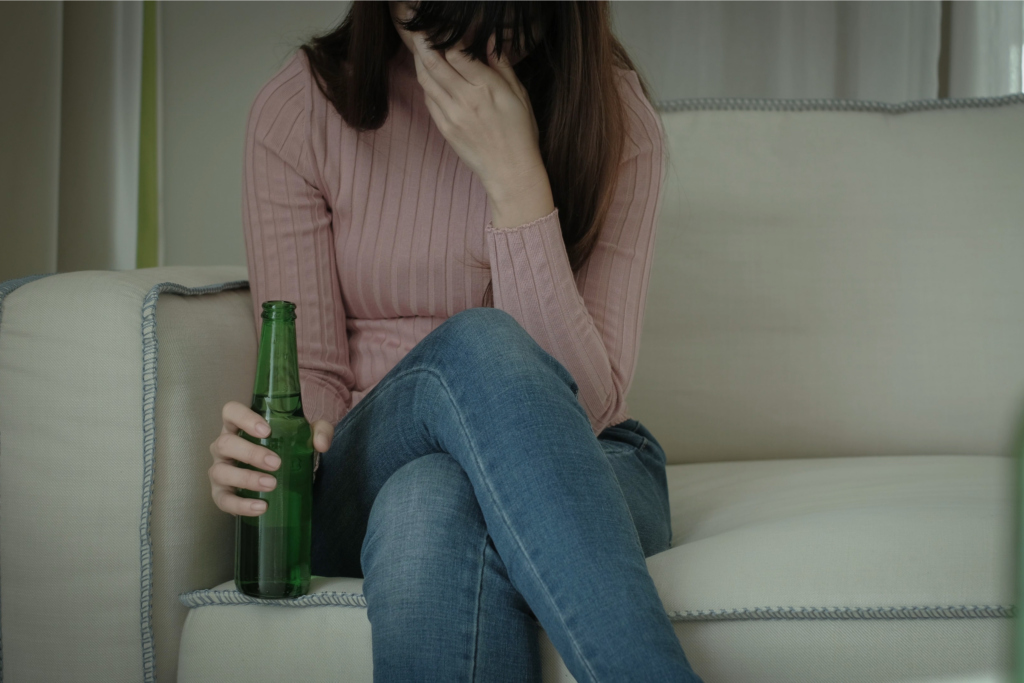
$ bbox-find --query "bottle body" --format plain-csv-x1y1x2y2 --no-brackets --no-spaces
234,301,314,599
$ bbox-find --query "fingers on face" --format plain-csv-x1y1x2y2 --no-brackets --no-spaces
413,34,440,66
415,55,446,102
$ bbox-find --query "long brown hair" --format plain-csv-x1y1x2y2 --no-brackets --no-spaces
298,1,660,308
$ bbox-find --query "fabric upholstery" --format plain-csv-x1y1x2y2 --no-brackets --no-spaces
634,95,1024,465
0,266,250,682
175,454,1015,682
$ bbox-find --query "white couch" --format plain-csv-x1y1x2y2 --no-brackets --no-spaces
1,92,1022,683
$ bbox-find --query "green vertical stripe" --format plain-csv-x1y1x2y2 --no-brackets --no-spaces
137,0,159,268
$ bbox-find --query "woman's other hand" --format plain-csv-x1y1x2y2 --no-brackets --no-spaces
411,32,544,199
310,419,335,477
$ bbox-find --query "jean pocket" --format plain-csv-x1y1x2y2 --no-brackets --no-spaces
602,439,672,558
616,417,642,434
600,421,647,455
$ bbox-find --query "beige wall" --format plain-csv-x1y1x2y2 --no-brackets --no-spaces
0,2,63,283
161,1,351,268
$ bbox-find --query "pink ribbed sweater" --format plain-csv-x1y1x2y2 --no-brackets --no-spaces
242,46,666,436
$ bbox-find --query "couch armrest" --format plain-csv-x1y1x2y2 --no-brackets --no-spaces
0,266,253,683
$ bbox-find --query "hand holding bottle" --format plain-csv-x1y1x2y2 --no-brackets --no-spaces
206,403,335,516
208,400,283,517
208,401,336,517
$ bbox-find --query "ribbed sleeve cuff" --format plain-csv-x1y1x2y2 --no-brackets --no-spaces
485,207,560,234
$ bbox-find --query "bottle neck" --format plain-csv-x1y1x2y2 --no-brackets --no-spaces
253,317,301,398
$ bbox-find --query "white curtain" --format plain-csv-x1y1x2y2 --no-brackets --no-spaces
949,0,1024,96
0,0,145,282
611,1,944,101
610,0,1023,102
2,1,1022,283
56,0,144,274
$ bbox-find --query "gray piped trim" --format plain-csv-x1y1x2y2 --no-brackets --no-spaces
139,280,249,682
179,585,1015,622
665,604,1017,621
0,272,58,683
0,272,56,328
653,91,1024,113
179,587,368,609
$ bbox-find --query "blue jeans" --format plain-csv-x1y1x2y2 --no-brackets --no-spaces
310,307,703,683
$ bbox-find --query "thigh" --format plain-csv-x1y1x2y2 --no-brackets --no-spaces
598,418,673,558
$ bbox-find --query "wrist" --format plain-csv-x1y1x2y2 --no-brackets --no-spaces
486,165,555,231
488,184,555,232
483,153,549,201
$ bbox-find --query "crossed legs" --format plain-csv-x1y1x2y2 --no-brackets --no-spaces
360,452,542,682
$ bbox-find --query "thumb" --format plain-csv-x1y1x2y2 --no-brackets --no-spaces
312,420,335,453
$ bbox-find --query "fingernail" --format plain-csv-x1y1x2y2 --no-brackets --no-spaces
251,501,267,512
257,423,270,436
266,454,281,469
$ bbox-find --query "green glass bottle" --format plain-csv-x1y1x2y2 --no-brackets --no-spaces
234,300,314,599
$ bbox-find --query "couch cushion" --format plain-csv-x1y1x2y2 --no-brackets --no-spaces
630,94,1024,465
177,453,1015,682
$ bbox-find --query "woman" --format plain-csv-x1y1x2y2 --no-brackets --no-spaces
208,1,702,681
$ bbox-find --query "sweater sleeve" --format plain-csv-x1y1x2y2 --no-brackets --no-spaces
241,53,355,428
483,70,666,436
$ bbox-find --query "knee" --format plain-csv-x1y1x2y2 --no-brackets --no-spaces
437,307,523,356
360,453,483,586
422,307,578,395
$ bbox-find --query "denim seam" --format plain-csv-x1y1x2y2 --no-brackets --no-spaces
0,271,59,683
431,365,603,683
469,533,488,683
175,588,1016,621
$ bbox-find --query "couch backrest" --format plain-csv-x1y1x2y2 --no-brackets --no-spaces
630,94,1024,465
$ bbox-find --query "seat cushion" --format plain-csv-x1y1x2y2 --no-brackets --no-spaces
177,453,1015,682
